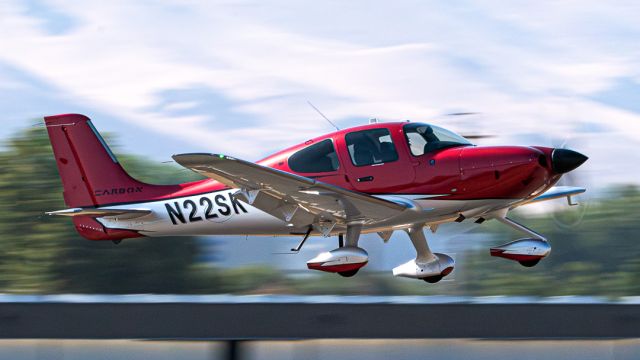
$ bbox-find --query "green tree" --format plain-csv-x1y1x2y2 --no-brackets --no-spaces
0,125,213,293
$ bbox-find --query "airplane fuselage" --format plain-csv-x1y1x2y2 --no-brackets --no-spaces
44,114,588,281
91,122,563,238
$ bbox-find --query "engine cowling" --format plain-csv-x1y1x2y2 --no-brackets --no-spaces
490,238,551,265
307,247,368,273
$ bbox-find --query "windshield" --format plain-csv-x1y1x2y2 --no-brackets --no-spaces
403,123,472,156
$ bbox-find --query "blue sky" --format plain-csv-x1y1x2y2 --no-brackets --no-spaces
1,0,640,189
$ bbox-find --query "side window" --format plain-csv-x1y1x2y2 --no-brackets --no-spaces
345,128,399,167
288,139,339,173
404,123,472,156
406,132,427,156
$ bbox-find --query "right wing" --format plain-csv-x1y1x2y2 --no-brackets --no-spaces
173,153,409,232
525,186,586,205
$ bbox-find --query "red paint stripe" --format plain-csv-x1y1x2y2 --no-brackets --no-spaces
307,261,368,273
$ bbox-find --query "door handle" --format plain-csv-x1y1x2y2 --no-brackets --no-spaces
357,176,374,182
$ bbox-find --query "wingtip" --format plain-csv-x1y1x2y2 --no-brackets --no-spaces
172,153,212,161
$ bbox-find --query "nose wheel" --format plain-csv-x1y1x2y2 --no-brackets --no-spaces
490,217,551,267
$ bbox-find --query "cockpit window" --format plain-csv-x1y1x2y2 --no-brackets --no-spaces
403,123,472,156
345,128,399,167
288,139,339,173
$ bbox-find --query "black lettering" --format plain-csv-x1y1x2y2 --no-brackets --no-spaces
199,197,218,219
93,187,143,196
183,199,202,222
215,194,231,216
165,202,186,225
229,193,248,214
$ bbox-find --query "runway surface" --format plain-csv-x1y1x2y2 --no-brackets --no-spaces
0,339,638,360
0,297,638,339
0,296,638,359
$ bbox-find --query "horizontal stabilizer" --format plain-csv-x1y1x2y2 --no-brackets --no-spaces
46,208,151,219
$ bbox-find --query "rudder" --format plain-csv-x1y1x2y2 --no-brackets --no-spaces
44,114,181,208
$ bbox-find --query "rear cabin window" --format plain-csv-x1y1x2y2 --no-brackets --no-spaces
288,139,340,173
345,128,399,167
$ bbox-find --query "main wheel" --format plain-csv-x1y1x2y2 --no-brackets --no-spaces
519,259,540,267
112,239,122,245
338,269,359,277
423,275,443,283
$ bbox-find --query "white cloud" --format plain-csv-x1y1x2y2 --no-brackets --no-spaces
0,0,639,186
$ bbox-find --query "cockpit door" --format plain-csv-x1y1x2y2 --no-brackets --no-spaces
403,123,471,195
339,126,416,193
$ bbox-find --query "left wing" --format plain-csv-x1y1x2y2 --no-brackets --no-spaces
173,153,408,232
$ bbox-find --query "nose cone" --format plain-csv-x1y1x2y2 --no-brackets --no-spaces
551,148,588,174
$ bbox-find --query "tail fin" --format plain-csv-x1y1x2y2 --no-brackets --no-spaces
44,114,181,208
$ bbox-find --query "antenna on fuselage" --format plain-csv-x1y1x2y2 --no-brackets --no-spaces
307,101,340,131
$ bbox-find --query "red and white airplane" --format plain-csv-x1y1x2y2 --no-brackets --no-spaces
44,114,587,283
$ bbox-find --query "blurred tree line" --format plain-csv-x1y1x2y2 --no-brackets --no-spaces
0,125,215,293
0,125,638,296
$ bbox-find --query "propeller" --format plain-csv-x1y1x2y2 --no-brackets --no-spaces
549,137,590,230
435,112,495,141
439,111,588,230
438,111,589,229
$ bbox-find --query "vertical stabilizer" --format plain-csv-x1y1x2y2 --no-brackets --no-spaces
44,113,182,207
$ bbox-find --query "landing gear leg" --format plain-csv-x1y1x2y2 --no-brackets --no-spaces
494,216,547,241
338,224,362,277
406,226,437,264
392,224,455,283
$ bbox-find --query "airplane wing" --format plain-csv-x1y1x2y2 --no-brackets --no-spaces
46,208,152,219
172,153,407,232
519,186,586,206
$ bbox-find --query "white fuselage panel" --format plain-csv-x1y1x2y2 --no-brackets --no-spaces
96,189,521,237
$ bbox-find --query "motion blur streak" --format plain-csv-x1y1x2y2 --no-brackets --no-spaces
0,126,637,296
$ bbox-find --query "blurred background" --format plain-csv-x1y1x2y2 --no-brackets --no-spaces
1,0,639,297
0,1,640,358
